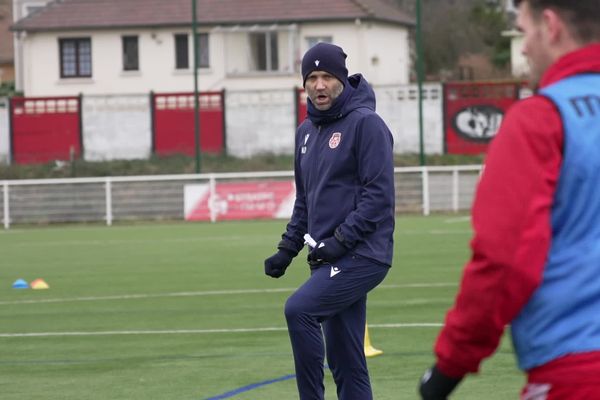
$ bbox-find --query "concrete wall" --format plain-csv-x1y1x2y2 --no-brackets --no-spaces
226,83,443,158
82,94,152,161
375,83,444,154
225,89,296,158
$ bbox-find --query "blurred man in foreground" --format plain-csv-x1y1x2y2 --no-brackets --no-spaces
419,1,600,399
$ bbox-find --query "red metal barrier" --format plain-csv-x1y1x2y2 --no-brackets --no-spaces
296,87,307,126
152,91,224,155
443,81,521,154
10,96,81,164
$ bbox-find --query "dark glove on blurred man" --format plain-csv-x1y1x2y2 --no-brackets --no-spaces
418,365,463,400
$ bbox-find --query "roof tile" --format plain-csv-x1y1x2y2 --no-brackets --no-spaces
13,0,414,31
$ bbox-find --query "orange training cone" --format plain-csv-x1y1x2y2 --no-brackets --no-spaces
364,323,383,358
30,279,49,290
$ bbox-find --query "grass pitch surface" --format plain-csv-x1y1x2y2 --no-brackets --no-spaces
0,216,523,399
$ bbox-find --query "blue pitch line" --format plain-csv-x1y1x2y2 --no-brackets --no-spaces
204,374,296,399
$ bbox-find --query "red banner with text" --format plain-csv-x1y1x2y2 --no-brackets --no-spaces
184,180,295,221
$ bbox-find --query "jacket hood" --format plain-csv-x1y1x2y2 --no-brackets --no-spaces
307,73,376,125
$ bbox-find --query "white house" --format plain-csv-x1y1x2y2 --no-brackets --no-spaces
12,0,414,96
499,1,529,80
12,0,54,91
503,29,528,78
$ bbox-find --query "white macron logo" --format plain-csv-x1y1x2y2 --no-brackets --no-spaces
330,266,341,278
315,60,320,67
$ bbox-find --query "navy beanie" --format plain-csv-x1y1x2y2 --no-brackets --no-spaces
301,42,348,87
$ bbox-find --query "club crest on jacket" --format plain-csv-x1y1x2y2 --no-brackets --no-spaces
329,132,342,149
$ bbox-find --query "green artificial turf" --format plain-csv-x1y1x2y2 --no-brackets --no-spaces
0,215,524,399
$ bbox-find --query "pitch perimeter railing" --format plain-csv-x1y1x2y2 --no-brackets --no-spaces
1,165,482,229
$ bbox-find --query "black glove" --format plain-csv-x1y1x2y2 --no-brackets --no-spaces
418,365,463,400
264,248,295,278
308,236,348,264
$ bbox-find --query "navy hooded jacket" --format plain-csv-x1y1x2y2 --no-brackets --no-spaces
280,74,395,266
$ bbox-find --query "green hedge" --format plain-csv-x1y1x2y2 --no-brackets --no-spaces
0,153,484,180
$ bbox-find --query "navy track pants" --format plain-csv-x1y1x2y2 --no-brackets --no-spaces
284,253,389,400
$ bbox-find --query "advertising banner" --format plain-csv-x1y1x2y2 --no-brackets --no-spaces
444,82,521,154
185,180,295,221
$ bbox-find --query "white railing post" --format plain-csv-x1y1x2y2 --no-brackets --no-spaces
3,181,9,229
452,169,459,213
105,178,113,226
209,174,217,223
422,167,430,216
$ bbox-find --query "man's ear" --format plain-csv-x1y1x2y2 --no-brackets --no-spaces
541,7,581,53
540,8,565,45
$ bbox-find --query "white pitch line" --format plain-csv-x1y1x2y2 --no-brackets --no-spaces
1,229,468,244
0,323,443,338
2,234,269,248
396,230,471,235
0,288,295,305
0,283,456,306
0,327,287,338
444,216,471,224
370,323,443,328
381,283,456,289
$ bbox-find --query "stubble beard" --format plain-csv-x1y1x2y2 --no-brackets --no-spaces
311,83,345,111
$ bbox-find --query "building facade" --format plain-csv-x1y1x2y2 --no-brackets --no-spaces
12,0,414,96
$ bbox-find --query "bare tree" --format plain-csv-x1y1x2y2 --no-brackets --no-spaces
394,0,511,80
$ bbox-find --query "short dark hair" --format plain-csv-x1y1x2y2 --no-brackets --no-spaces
513,0,600,43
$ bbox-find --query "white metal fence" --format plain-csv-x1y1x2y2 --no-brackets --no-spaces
1,165,482,229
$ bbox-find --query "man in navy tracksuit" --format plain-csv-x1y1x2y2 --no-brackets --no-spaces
263,43,395,399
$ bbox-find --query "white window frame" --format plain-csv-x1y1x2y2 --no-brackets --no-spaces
248,31,279,72
196,32,210,69
306,36,333,49
214,24,298,77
